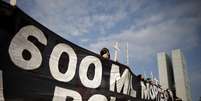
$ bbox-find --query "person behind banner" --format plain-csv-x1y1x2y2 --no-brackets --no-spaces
137,74,144,81
100,48,110,60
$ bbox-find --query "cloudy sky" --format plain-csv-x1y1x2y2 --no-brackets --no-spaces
3,0,201,100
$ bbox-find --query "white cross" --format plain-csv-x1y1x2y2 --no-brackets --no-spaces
126,42,129,66
113,42,120,61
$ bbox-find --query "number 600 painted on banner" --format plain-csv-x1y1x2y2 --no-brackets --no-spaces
8,25,102,89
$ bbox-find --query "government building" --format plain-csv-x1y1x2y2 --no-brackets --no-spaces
157,49,192,101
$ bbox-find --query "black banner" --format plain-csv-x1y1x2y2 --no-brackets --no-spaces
0,1,173,101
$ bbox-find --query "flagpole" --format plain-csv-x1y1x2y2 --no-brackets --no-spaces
143,71,146,79
150,71,153,80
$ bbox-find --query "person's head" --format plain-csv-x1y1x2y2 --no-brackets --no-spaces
100,48,110,59
137,74,144,80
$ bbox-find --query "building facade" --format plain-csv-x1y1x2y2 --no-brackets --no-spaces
157,52,174,90
157,49,192,101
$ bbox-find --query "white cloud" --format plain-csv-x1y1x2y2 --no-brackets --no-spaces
29,0,92,37
18,0,138,38
88,1,201,64
17,0,151,41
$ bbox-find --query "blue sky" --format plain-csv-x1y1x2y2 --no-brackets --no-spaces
4,0,201,100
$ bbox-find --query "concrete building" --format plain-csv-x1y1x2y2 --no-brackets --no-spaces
157,52,174,90
0,71,4,101
172,49,192,101
157,49,192,101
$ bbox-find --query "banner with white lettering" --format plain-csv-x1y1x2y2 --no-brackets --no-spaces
0,1,174,101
